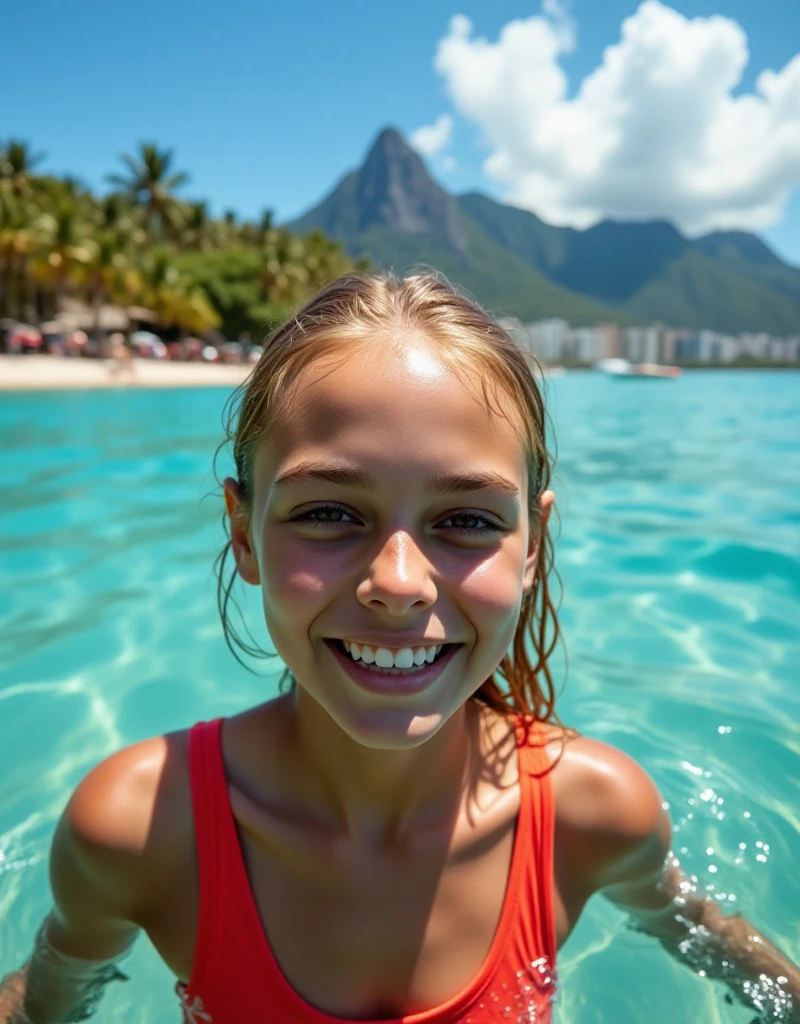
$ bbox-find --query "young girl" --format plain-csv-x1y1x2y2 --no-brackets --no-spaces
1,272,798,1024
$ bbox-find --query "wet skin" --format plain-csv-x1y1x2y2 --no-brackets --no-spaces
30,333,715,1022
224,335,555,840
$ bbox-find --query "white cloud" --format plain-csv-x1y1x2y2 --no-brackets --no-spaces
540,0,575,53
433,2,800,235
410,113,454,156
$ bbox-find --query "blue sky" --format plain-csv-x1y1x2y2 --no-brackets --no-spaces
4,0,800,262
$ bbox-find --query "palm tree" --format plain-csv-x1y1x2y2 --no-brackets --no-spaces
78,231,141,337
258,227,363,311
140,249,219,336
0,139,46,197
180,200,215,251
32,200,93,316
239,208,274,247
107,143,188,240
0,192,46,320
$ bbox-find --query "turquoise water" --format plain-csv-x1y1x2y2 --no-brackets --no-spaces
1,372,798,1023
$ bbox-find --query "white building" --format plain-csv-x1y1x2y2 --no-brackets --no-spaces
571,326,608,363
624,326,663,363
528,319,571,362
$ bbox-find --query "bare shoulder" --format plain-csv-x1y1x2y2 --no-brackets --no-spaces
542,727,671,891
546,730,664,836
55,729,194,924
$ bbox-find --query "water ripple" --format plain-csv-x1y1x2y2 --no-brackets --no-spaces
1,374,798,1024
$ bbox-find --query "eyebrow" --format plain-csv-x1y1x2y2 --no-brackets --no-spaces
273,463,520,499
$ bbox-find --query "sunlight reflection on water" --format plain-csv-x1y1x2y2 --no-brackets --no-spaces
1,373,798,1023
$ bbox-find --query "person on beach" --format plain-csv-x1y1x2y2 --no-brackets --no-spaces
1,272,798,1024
106,333,135,380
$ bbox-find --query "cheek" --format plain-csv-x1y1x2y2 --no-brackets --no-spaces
457,547,526,625
261,536,343,612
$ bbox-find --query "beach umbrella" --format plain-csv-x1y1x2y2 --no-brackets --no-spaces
40,320,71,333
127,306,158,324
130,330,161,347
202,345,218,362
13,326,43,349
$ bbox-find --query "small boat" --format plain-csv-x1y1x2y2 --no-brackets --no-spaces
595,358,681,379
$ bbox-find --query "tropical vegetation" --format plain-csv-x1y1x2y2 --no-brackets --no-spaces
0,139,366,342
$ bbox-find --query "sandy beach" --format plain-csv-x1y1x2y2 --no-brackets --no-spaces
0,355,252,391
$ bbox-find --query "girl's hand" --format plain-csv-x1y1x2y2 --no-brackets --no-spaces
0,967,31,1023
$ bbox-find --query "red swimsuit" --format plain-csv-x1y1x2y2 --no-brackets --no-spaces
177,716,558,1023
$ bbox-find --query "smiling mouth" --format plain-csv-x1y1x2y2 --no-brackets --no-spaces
324,638,456,676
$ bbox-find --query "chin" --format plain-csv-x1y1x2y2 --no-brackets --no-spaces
328,699,454,750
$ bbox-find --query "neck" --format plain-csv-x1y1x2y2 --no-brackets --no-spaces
285,691,487,851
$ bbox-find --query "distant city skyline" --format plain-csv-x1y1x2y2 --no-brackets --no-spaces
5,0,800,263
504,317,800,365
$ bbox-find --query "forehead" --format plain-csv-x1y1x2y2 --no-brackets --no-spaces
255,339,528,494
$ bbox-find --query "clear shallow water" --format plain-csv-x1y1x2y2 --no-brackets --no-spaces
0,372,798,1024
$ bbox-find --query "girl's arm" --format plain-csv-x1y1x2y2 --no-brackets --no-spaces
601,834,800,1021
563,738,799,1021
0,743,162,1023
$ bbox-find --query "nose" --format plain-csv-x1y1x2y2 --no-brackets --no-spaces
356,531,437,615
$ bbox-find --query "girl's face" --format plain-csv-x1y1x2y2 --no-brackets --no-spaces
226,336,553,748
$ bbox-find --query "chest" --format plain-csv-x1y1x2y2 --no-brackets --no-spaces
147,782,576,1021
251,807,528,1017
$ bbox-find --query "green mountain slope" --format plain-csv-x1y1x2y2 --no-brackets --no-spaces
692,231,800,308
623,250,800,334
289,171,361,241
456,192,572,275
457,193,800,333
352,220,631,325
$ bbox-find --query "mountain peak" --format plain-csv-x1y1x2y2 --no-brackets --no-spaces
355,127,468,252
369,126,407,152
286,127,468,255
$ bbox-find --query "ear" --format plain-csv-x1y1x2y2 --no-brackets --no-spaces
224,477,261,586
522,489,555,593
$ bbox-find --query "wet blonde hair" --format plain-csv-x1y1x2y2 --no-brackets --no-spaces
215,271,564,723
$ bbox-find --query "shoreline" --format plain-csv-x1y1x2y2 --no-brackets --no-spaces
0,355,251,391
3,356,798,394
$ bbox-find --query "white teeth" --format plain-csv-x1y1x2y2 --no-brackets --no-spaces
338,641,445,669
394,647,414,669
